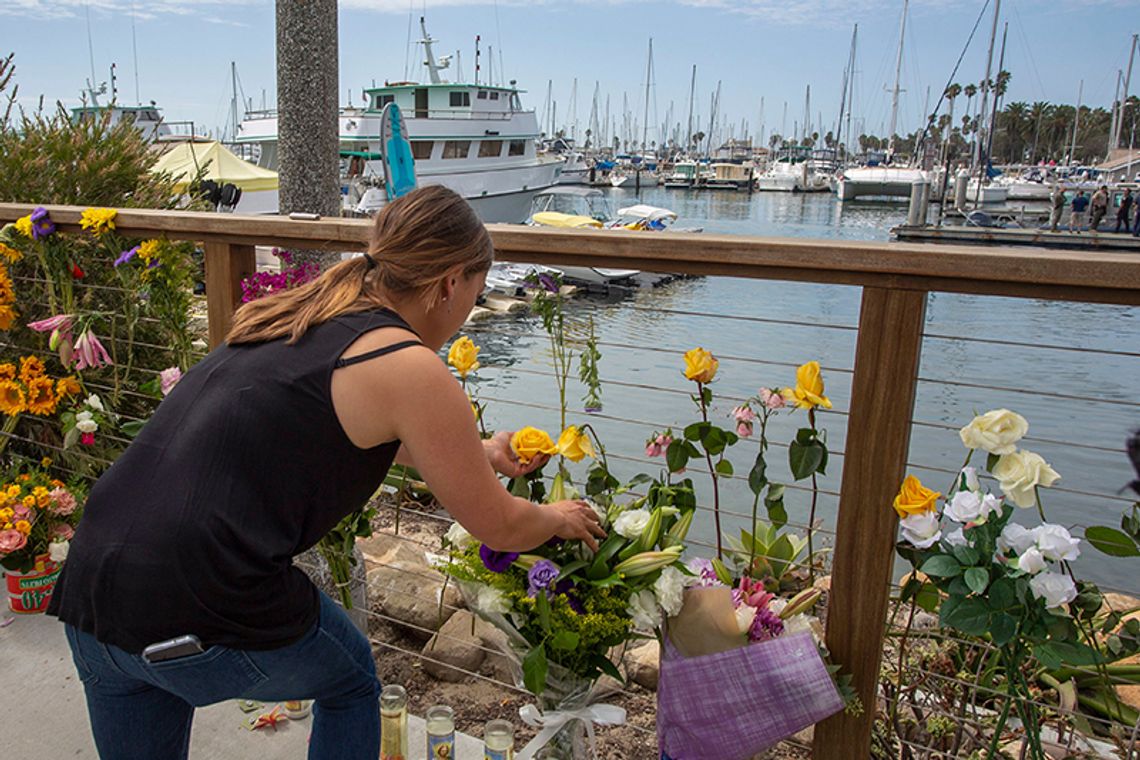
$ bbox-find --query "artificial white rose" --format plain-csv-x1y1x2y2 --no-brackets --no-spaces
944,527,968,547
734,603,758,635
1029,571,1078,610
75,419,98,434
1035,524,1080,562
998,523,1038,555
981,493,1002,516
782,613,823,645
474,585,511,616
85,395,104,412
627,589,663,631
653,566,686,617
992,450,1061,508
444,522,474,549
48,540,70,563
613,508,652,540
942,490,995,524
899,511,942,549
1016,546,1048,575
76,410,93,423
961,467,981,492
958,409,1029,455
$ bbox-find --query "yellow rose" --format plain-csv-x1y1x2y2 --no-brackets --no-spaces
991,449,1060,508
0,508,12,522
447,336,481,378
556,425,595,462
683,347,718,383
893,475,941,518
79,207,117,235
14,519,31,535
784,361,831,410
958,409,1028,455
14,215,33,238
510,426,558,465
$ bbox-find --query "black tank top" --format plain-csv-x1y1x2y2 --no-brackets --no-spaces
48,308,419,653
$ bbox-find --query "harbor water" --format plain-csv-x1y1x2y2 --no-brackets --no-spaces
465,186,1140,593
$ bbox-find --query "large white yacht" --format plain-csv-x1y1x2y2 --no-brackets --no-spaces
235,20,561,223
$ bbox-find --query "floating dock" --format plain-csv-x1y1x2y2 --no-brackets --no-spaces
892,225,1140,252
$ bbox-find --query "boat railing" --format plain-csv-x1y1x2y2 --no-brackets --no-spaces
1,203,1138,758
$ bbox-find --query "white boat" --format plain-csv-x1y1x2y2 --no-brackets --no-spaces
705,162,754,190
664,160,699,188
556,152,591,185
963,179,1009,204
236,20,560,223
755,148,827,192
835,165,927,201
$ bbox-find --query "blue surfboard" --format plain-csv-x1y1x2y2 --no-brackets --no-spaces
380,103,417,200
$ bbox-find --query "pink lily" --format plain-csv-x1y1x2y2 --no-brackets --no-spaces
28,314,75,366
73,328,113,371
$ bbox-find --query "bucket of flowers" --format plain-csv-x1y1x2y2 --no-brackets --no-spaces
0,464,85,613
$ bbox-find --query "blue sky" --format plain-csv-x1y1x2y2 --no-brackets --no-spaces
2,1,1135,146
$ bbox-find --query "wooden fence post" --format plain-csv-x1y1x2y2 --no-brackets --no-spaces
813,287,927,758
204,242,256,349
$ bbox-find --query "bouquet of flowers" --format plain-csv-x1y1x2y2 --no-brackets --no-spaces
0,465,84,574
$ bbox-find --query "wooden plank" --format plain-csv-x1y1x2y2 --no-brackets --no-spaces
204,242,256,349
893,224,1140,252
812,287,928,759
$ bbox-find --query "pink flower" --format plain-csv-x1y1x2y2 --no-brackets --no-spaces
758,387,787,410
80,432,96,446
73,328,113,371
51,523,75,540
0,529,27,555
736,421,753,438
732,405,757,424
11,504,32,522
645,441,663,458
159,366,182,396
734,577,776,610
27,313,74,333
645,431,674,459
49,488,77,515
28,314,75,366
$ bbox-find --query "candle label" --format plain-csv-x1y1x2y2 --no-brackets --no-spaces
428,734,455,759
484,749,511,760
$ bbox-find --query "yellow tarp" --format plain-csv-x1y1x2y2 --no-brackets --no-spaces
531,212,604,229
151,141,279,193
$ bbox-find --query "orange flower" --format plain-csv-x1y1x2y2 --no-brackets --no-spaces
892,475,941,519
0,379,26,415
56,376,81,398
14,519,31,535
24,376,57,416
0,242,22,263
0,304,16,331
19,355,45,385
0,363,14,381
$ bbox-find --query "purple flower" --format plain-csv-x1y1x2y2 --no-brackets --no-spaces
527,559,559,597
479,544,519,573
114,246,139,267
553,579,585,614
30,207,55,240
537,272,558,293
748,605,785,642
584,404,602,414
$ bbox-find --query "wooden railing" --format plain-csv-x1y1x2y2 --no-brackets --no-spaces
3,203,1139,758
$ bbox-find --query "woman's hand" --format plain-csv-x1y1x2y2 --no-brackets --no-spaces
548,499,606,552
483,431,549,478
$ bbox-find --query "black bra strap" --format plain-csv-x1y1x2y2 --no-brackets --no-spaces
335,340,424,368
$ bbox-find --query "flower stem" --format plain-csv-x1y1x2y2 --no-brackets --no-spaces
806,407,818,585
698,382,722,559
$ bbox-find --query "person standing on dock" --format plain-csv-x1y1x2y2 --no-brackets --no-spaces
1089,186,1109,231
1070,190,1089,234
1050,184,1067,232
1115,188,1133,233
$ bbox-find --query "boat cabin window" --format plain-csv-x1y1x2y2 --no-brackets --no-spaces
477,90,488,100
490,92,500,100
442,140,471,159
508,140,526,156
478,140,502,158
373,94,395,109
411,141,434,160
449,91,471,107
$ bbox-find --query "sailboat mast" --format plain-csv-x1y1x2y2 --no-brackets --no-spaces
973,0,1001,171
1113,34,1138,151
1070,80,1083,162
686,64,696,154
887,0,908,154
230,62,239,144
835,25,854,155
642,38,653,155
846,25,857,158
985,22,1007,163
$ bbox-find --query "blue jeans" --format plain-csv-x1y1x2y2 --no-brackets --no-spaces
64,591,380,760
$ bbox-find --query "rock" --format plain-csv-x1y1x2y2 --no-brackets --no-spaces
423,610,486,682
623,639,660,691
364,535,463,640
474,618,518,684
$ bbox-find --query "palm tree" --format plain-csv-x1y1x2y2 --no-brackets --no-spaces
943,83,962,162
1028,101,1050,163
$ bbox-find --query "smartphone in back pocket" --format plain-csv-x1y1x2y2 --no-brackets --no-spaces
142,634,204,663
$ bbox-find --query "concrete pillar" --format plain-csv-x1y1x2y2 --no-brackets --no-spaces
277,0,341,269
907,180,924,226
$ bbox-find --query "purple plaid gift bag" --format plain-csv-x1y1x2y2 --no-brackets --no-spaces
657,632,844,760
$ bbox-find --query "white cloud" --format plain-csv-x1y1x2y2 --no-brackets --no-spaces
0,0,262,22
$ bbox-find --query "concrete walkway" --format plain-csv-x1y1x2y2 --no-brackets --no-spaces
1,610,482,759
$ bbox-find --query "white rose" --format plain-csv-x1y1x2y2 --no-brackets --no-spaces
899,511,942,549
992,450,1061,508
48,541,70,563
613,508,651,540
998,523,1038,555
734,603,758,635
1016,546,1048,575
76,410,93,423
85,395,104,412
653,566,686,617
1029,571,1078,610
782,613,823,644
1036,524,1080,562
944,527,968,547
961,467,980,492
627,589,662,631
444,522,474,549
75,419,98,433
474,585,511,616
958,409,1029,455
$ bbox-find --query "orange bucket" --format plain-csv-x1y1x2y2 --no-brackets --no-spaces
5,554,61,614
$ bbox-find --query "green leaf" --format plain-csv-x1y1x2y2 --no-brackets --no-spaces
523,644,548,696
951,545,981,567
943,597,991,636
554,560,588,584
665,440,689,473
586,534,625,579
964,567,990,595
119,419,146,438
535,591,551,632
683,422,709,441
748,453,768,496
508,476,530,498
715,459,734,476
590,573,624,588
990,613,1017,646
920,555,963,578
63,426,79,450
915,583,941,612
988,578,1017,610
702,426,728,456
550,630,580,651
764,483,787,527
986,452,1001,472
1035,641,1105,668
711,558,734,586
592,654,624,683
788,440,824,481
1085,526,1140,557
899,577,923,603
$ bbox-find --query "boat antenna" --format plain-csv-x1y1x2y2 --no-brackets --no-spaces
474,35,480,87
419,17,443,84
